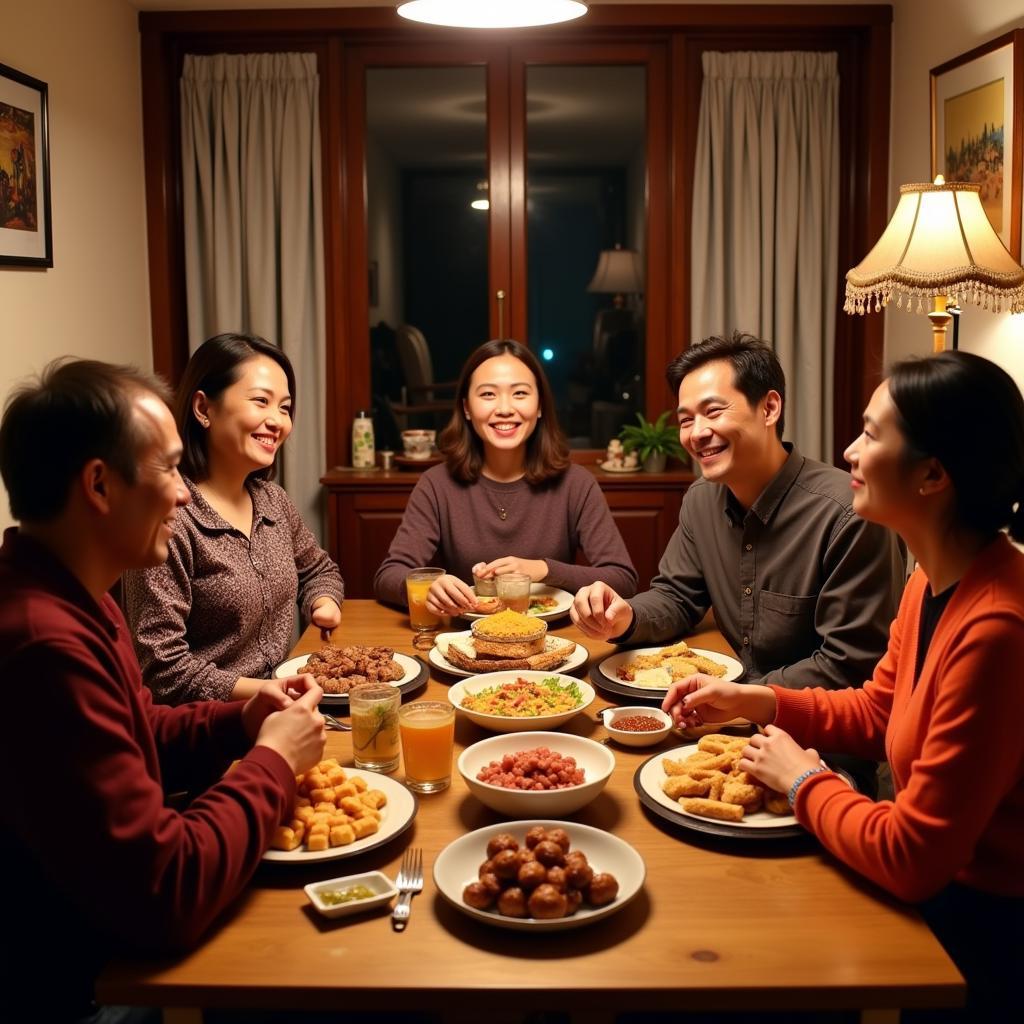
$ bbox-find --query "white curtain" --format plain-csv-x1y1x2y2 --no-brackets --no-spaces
181,52,326,538
691,51,839,462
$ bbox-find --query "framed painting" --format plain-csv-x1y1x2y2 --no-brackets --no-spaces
0,62,52,267
931,31,1024,260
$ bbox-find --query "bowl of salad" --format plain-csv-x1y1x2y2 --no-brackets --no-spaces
447,671,595,733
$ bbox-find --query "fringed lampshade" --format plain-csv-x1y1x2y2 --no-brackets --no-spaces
845,179,1024,351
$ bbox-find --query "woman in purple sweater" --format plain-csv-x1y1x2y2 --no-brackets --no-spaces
374,339,637,615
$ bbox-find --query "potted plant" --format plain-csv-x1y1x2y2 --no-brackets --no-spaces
618,410,687,473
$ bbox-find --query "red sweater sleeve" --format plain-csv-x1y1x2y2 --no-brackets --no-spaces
772,571,1024,901
7,642,295,950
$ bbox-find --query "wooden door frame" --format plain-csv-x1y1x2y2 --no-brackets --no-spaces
138,4,892,471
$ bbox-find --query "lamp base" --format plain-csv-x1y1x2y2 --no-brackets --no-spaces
927,294,951,352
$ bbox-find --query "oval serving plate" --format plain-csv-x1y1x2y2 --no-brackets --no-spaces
274,650,427,706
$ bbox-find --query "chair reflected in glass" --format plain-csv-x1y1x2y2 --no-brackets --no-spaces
587,246,644,445
385,323,457,437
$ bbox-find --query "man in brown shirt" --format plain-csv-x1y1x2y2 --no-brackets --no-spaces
573,334,905,790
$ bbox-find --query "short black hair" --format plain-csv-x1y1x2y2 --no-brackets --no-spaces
666,332,786,439
176,333,296,482
0,358,171,523
888,350,1024,542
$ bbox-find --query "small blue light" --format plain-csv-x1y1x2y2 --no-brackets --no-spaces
541,347,554,361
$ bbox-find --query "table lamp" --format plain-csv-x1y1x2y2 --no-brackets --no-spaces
588,244,643,309
844,177,1024,351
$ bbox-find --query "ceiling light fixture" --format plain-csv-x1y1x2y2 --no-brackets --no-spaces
397,1,589,30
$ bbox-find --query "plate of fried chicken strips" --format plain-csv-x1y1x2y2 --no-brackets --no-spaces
275,645,426,705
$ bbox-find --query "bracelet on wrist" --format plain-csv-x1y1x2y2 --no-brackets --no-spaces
787,766,830,807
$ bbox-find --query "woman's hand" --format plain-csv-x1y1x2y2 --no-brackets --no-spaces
310,596,342,640
661,678,776,729
241,673,321,741
426,573,477,616
252,681,327,775
738,725,822,795
472,557,548,583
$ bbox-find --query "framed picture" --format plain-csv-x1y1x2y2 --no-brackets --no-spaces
0,62,52,267
931,30,1024,260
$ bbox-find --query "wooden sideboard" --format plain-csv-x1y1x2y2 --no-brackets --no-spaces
321,463,694,597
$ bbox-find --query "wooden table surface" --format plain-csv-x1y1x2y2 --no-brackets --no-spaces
98,601,963,1021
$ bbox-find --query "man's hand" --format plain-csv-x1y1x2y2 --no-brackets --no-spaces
570,581,634,640
241,674,319,741
661,678,776,729
311,597,341,641
253,682,326,775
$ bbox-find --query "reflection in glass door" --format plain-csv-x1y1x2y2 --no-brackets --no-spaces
365,67,489,452
525,65,646,448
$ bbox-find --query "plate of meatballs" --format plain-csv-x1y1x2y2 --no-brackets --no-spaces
275,645,428,705
433,820,645,931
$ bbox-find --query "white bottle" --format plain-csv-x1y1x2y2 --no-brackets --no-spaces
352,410,375,468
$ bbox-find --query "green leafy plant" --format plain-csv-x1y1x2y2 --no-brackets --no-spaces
618,410,687,464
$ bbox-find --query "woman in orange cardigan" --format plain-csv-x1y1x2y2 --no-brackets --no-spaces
663,350,1024,1022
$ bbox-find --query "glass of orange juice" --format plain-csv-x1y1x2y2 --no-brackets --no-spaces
398,701,456,793
405,567,444,632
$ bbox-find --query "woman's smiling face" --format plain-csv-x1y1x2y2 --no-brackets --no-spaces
463,354,540,455
200,355,293,476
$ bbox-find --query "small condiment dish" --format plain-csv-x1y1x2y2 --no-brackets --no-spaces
304,870,397,919
600,706,673,748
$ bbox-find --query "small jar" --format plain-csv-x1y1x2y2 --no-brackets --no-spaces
379,449,395,471
352,410,375,468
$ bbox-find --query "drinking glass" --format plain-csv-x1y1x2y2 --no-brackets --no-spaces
398,701,456,793
495,572,531,614
405,567,444,631
349,684,401,773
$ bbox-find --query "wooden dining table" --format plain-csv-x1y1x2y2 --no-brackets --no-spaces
98,600,963,1023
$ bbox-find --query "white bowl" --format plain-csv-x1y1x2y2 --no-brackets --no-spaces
433,819,645,931
304,870,397,919
458,731,615,817
447,671,594,733
600,706,673,748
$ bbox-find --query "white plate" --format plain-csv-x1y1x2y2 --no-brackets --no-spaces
637,743,797,831
599,462,641,473
429,631,587,678
433,819,645,931
448,671,595,732
274,651,421,705
460,585,573,622
599,646,743,691
262,769,417,863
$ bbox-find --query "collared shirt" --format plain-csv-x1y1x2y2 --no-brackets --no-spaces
124,477,344,703
622,445,905,692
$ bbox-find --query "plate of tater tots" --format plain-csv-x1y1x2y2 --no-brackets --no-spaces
433,820,645,931
633,736,855,840
263,758,417,863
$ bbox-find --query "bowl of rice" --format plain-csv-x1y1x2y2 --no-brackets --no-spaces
457,731,615,817
447,670,595,733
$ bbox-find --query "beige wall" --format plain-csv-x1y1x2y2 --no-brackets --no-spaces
0,0,150,531
887,0,1024,393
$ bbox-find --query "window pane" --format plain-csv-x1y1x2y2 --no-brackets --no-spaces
366,67,489,452
526,65,646,449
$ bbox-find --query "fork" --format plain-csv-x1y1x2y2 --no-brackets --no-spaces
321,712,351,732
391,847,423,931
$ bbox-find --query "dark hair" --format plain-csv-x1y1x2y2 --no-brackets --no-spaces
0,358,171,523
176,332,296,482
666,331,786,439
888,350,1024,542
439,339,570,485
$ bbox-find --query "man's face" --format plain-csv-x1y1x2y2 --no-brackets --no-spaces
677,359,776,488
106,394,190,568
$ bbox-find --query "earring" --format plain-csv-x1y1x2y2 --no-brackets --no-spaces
201,417,210,427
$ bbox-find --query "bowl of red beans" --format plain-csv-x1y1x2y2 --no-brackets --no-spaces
457,731,615,817
600,706,674,747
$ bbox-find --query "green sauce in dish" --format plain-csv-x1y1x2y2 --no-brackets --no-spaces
319,884,376,905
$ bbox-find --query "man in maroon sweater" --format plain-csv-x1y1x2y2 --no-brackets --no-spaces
0,360,326,1022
